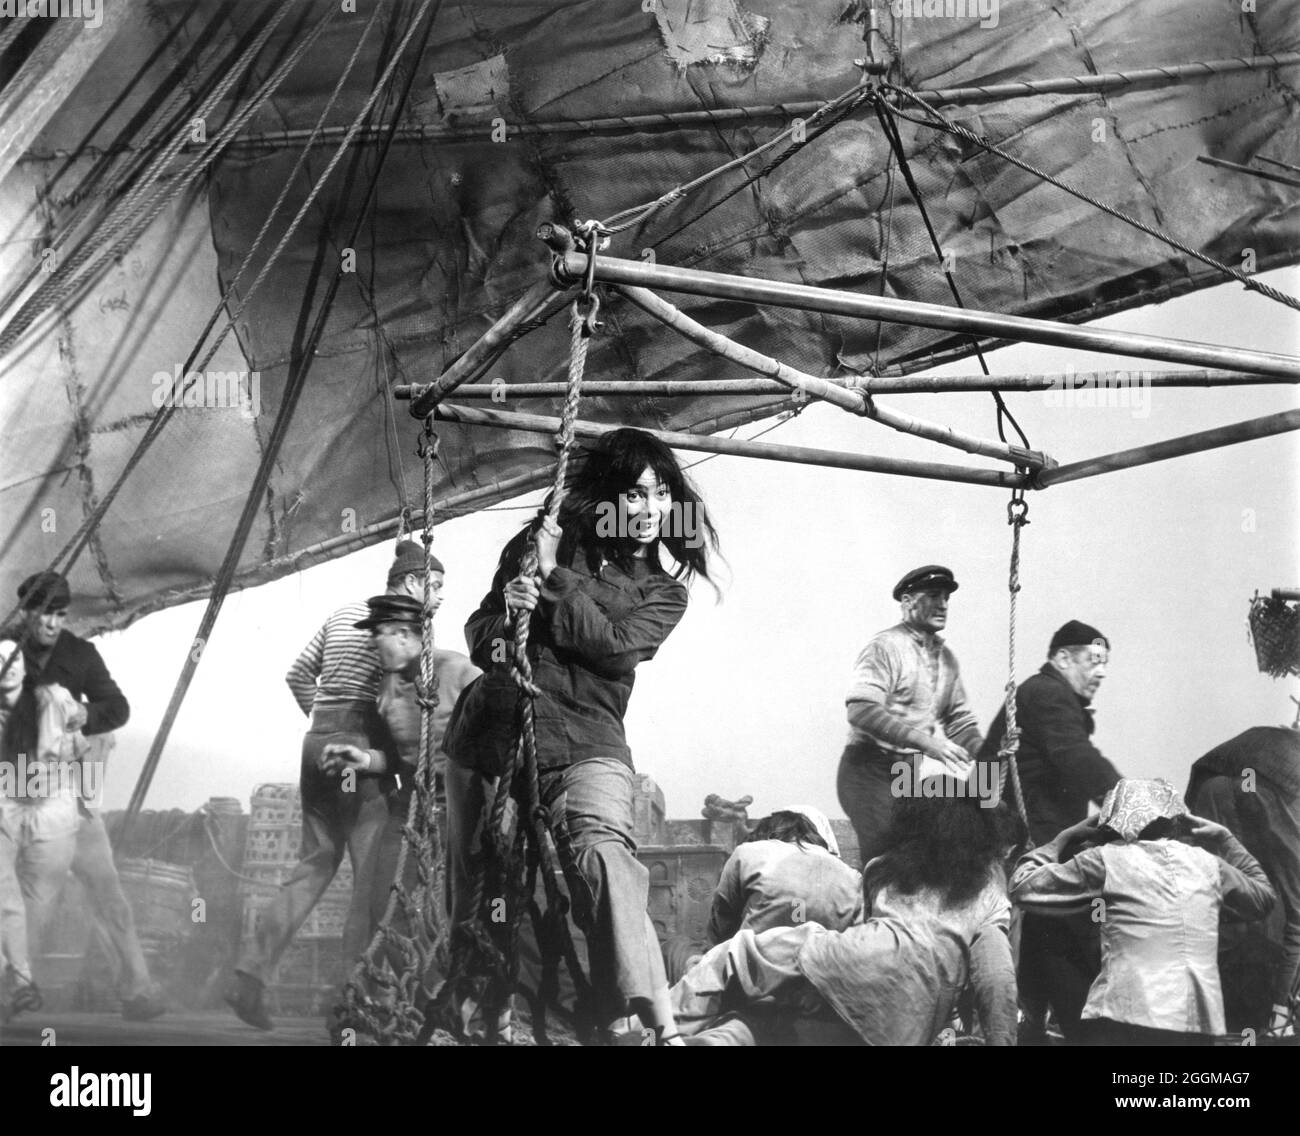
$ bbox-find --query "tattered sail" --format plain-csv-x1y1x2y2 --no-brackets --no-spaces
1,0,1298,629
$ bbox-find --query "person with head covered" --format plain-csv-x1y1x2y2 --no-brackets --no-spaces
671,785,1020,1046
706,805,862,947
1010,778,1276,1045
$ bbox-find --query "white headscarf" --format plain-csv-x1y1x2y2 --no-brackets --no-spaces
785,804,840,858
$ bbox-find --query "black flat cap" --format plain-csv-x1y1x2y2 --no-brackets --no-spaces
18,571,71,611
893,565,958,601
1049,620,1109,654
354,594,424,630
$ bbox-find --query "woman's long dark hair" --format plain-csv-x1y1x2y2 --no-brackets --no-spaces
532,427,718,584
866,781,1021,908
743,810,829,851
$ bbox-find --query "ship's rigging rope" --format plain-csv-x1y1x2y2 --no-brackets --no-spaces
0,0,383,681
999,492,1031,840
431,283,600,1047
124,0,445,825
332,421,449,1046
0,1,326,360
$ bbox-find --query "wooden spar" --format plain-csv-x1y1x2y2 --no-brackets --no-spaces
856,368,1300,393
615,282,1047,469
1197,155,1300,190
204,55,1300,153
559,253,1300,380
394,367,1298,401
1036,408,1300,488
0,3,140,185
407,280,576,418
430,403,1029,488
909,54,1300,107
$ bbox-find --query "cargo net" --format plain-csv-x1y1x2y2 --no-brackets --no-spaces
329,704,448,1046
1248,595,1300,679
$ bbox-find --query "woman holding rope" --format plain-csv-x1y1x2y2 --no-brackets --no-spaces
445,427,718,1045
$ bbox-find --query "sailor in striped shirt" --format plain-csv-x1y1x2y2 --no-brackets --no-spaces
226,540,441,1031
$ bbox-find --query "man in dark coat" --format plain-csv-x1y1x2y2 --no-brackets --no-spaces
978,620,1121,1042
1186,726,1300,1036
10,571,164,1022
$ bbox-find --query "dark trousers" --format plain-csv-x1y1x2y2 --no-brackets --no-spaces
1076,1018,1215,1046
836,741,915,864
447,756,668,1026
237,703,388,984
1019,910,1102,1041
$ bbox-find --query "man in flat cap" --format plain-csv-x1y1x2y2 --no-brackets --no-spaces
227,541,444,1030
836,565,984,864
319,593,480,1004
977,619,1122,1043
5,572,166,1023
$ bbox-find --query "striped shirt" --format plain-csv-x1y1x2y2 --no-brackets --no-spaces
286,601,382,715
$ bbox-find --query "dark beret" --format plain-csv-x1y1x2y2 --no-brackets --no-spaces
1049,620,1110,655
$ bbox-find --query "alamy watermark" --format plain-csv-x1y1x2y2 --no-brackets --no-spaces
151,366,261,419
594,499,704,548
0,753,103,806
891,0,999,30
0,0,103,29
890,759,999,807
1043,370,1151,419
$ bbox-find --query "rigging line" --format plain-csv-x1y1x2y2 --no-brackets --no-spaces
0,1,323,361
646,85,876,254
0,11,28,55
122,0,444,833
0,0,267,335
380,336,414,516
599,80,875,237
0,3,382,643
872,133,899,375
680,411,797,472
199,809,268,885
870,92,1030,452
42,1,237,228
881,82,1300,315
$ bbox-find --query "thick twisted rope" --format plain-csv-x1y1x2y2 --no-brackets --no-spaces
0,0,389,645
998,495,1031,841
450,293,596,1044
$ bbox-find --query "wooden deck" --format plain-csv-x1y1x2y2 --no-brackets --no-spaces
0,1010,330,1047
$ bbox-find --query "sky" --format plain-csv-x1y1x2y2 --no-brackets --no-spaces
90,267,1299,823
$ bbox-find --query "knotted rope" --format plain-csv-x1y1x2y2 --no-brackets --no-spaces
330,424,447,1045
446,239,600,1044
998,491,1032,844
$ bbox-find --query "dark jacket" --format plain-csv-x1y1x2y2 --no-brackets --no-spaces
454,529,687,773
977,663,1120,846
6,630,130,762
1186,727,1300,1013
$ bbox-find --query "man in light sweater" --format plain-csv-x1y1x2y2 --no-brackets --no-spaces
835,565,984,863
226,541,441,1030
